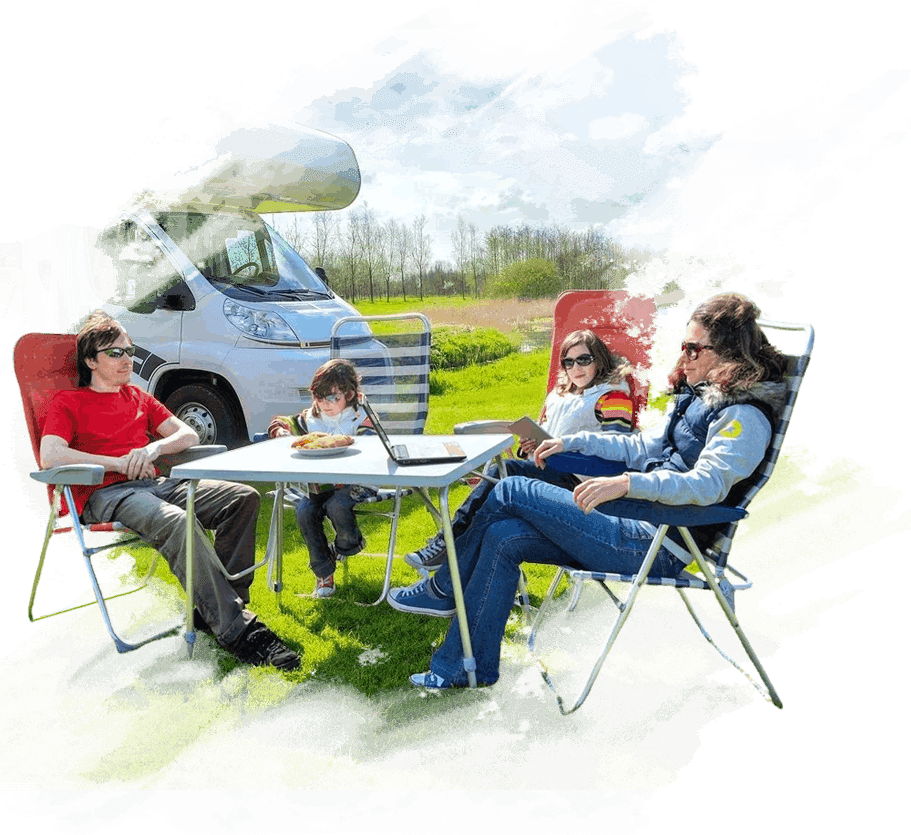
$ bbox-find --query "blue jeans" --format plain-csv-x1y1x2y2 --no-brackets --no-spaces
447,456,581,541
296,486,365,578
429,476,682,686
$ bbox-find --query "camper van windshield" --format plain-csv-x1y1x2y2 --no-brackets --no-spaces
154,211,331,301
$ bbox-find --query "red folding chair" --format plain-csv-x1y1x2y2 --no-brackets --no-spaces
14,333,226,653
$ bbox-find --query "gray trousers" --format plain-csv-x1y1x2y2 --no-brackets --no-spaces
83,477,259,644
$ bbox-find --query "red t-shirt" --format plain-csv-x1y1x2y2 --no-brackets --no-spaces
42,386,173,516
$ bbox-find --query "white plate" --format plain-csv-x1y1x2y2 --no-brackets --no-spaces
291,445,359,458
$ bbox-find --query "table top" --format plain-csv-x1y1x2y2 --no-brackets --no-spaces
170,433,514,488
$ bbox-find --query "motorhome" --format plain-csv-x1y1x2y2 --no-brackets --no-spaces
92,123,372,446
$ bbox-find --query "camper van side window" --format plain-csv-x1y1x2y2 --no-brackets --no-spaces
108,223,183,313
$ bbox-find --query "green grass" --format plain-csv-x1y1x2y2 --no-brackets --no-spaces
0,334,909,790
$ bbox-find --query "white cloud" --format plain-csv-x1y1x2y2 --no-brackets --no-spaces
642,116,714,154
590,112,650,140
667,35,686,61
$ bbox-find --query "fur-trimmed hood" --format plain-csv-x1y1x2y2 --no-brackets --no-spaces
697,379,789,415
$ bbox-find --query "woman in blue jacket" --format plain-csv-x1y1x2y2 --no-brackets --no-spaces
390,292,788,689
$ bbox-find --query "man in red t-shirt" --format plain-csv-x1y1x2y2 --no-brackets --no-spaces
40,311,300,671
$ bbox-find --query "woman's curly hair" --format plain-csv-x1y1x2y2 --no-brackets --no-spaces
668,293,787,393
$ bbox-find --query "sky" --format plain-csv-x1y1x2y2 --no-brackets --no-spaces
248,29,909,260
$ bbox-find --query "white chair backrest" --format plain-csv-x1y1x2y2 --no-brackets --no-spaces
330,314,432,435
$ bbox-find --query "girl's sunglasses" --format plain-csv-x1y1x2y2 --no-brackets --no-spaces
681,342,714,360
561,353,595,369
316,392,346,404
97,346,137,359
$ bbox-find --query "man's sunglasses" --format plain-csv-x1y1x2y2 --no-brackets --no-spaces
96,346,137,359
681,342,714,360
561,353,595,369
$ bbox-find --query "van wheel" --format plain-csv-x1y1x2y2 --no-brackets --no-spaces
165,384,239,447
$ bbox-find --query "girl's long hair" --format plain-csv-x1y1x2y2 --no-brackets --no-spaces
309,359,362,417
555,330,631,395
668,293,787,393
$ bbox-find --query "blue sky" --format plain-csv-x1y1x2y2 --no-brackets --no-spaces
260,29,909,258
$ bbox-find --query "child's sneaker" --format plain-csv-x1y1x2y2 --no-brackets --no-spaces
314,574,335,598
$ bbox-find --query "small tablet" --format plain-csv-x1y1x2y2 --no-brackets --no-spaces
506,416,552,444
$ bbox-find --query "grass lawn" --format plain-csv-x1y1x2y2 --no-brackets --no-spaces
0,324,909,790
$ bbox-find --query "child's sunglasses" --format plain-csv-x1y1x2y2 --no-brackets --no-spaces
96,346,137,359
316,392,346,404
561,353,595,369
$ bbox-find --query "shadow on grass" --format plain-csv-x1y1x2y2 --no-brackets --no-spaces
228,576,774,790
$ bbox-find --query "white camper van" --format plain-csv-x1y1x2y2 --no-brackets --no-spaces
94,124,373,447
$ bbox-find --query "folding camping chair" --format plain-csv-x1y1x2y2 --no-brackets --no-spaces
263,313,460,604
14,333,229,653
452,290,658,611
527,318,814,714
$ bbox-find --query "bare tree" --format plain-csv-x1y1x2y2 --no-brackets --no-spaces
310,211,338,271
450,215,468,298
411,215,431,301
357,204,381,303
340,211,361,301
391,219,412,301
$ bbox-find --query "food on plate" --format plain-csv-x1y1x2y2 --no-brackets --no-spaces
291,432,355,450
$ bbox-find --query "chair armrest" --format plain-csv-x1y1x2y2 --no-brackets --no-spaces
544,452,626,477
454,420,514,435
30,464,105,486
157,445,228,475
596,498,747,527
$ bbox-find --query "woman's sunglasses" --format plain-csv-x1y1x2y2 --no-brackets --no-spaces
561,353,595,369
96,346,137,359
681,342,714,360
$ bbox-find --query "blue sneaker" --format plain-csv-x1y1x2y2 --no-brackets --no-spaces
409,671,455,689
387,579,456,617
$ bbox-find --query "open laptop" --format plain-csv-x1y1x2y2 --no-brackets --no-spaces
360,397,466,466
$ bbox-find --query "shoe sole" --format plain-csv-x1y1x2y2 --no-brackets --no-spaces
387,594,455,618
409,673,454,689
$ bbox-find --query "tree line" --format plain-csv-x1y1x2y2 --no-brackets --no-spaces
276,205,648,303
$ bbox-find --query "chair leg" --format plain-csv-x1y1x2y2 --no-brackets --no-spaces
528,526,669,715
678,528,783,708
567,576,585,612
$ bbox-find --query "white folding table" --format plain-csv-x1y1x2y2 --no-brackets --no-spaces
170,432,513,688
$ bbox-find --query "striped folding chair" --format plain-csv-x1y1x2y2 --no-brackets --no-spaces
528,318,814,714
327,313,442,603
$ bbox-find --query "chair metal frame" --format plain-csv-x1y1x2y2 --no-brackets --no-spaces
527,319,814,714
15,332,237,653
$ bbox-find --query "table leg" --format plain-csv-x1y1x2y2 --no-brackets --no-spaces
438,485,477,689
185,479,196,658
265,482,285,606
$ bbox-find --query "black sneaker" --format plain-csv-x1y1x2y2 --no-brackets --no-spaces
403,533,448,571
222,621,301,671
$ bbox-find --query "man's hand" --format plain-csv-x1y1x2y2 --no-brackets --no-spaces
533,438,564,468
573,474,630,514
117,446,157,480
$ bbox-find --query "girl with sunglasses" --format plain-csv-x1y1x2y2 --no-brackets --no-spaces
268,359,373,598
393,329,634,581
391,293,789,690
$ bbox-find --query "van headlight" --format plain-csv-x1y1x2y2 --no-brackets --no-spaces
223,299,299,343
